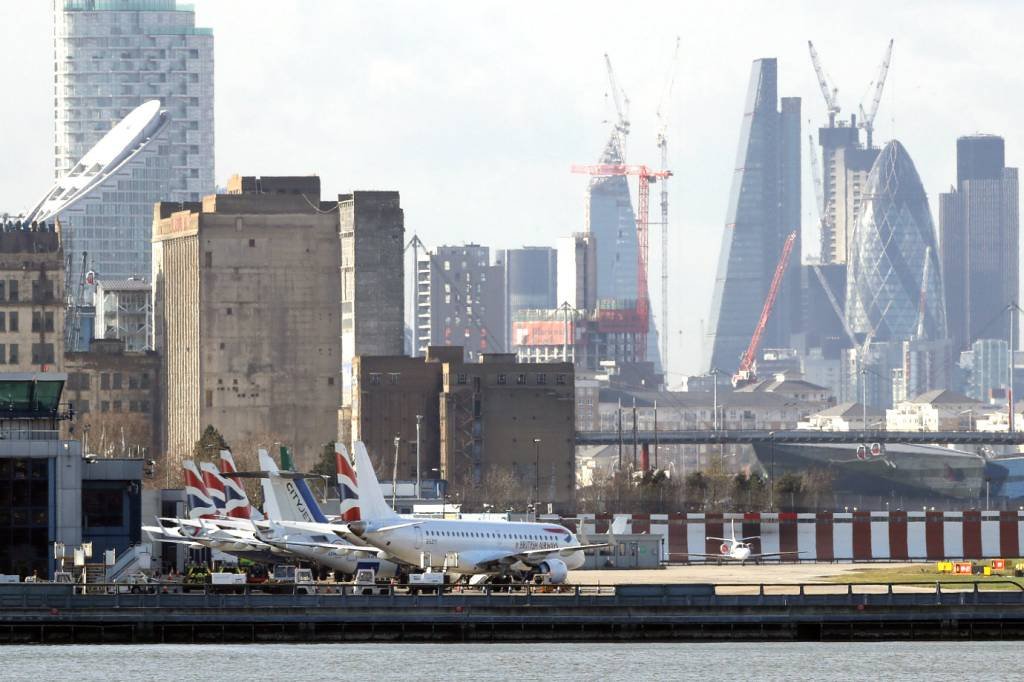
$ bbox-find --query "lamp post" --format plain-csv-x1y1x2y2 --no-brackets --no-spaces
392,435,401,509
768,431,775,512
533,437,542,513
415,414,423,493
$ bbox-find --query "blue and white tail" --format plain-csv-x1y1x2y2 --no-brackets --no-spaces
258,448,329,524
352,441,398,523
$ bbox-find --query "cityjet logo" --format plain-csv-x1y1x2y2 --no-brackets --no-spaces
286,481,313,522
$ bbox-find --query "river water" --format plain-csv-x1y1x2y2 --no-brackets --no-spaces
0,642,1019,680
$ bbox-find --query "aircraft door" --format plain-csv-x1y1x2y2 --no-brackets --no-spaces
414,526,423,550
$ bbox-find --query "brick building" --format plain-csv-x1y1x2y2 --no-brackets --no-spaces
0,223,64,372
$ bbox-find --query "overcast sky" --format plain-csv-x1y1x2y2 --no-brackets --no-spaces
0,1,1020,380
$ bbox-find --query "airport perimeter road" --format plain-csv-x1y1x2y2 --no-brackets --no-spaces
570,563,922,593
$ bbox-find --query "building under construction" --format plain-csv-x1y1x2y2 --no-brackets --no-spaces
514,54,670,383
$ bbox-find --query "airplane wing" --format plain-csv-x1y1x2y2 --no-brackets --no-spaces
261,538,382,554
748,551,804,558
678,552,732,559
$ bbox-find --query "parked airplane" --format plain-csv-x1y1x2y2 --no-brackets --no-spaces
219,450,264,520
684,520,803,565
252,446,399,577
318,441,606,583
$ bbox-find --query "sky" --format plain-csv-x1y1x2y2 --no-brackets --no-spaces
0,0,1021,382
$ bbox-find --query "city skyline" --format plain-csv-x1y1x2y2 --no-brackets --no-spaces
1,1,1022,380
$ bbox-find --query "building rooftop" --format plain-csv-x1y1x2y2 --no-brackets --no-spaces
909,389,981,405
812,401,884,419
97,277,150,292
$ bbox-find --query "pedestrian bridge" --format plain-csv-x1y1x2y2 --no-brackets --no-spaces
574,429,1024,446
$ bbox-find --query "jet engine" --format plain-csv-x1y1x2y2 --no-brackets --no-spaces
536,558,569,584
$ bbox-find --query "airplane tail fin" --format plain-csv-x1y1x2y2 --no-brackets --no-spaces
257,449,282,521
198,461,228,513
182,459,216,519
335,442,361,522
352,441,398,522
218,449,263,520
258,448,329,524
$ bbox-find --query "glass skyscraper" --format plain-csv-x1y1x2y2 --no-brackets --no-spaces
940,135,1019,352
846,140,947,343
705,58,801,373
53,0,214,288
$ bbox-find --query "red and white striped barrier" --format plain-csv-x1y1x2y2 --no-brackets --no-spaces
549,511,1024,562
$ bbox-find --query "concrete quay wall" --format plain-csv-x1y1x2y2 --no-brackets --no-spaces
2,585,1024,643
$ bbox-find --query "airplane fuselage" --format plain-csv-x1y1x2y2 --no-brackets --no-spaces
362,519,587,574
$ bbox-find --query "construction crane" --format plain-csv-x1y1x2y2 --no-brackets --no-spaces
604,53,630,159
732,231,797,387
807,40,840,126
655,36,680,374
570,163,673,358
857,39,894,149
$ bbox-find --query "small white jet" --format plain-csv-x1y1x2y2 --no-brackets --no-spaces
683,520,803,565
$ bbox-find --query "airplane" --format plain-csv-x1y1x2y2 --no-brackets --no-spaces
683,520,803,565
290,441,607,584
251,446,400,577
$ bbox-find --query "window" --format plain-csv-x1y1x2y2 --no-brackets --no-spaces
537,374,547,385
0,344,5,364
556,374,566,385
388,373,400,385
140,400,150,413
101,401,110,413
112,401,122,413
226,307,232,316
74,399,90,414
205,251,213,267
248,239,256,247
31,344,54,365
100,373,110,390
112,373,123,389
205,390,213,408
516,373,526,385
0,313,4,333
31,279,55,303
140,373,150,389
7,280,17,302
8,344,17,364
369,373,381,386
456,373,467,385
8,311,17,332
0,281,4,300
497,373,507,385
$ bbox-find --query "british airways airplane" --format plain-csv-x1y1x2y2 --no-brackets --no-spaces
314,442,606,584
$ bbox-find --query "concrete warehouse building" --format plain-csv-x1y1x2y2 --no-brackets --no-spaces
153,175,404,469
352,346,576,512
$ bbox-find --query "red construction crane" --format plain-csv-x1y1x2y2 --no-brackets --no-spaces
570,164,672,345
732,230,798,388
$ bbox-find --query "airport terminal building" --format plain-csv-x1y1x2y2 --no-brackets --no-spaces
0,373,142,578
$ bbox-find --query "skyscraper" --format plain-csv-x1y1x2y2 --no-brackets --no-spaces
705,58,801,373
416,244,505,360
495,246,556,349
846,140,947,343
54,0,214,287
940,135,1019,353
586,137,637,304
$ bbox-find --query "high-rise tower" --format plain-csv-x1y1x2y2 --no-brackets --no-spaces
846,141,947,343
54,0,214,288
705,58,801,373
940,135,1019,352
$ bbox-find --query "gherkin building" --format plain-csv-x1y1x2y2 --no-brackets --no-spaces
846,141,947,342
